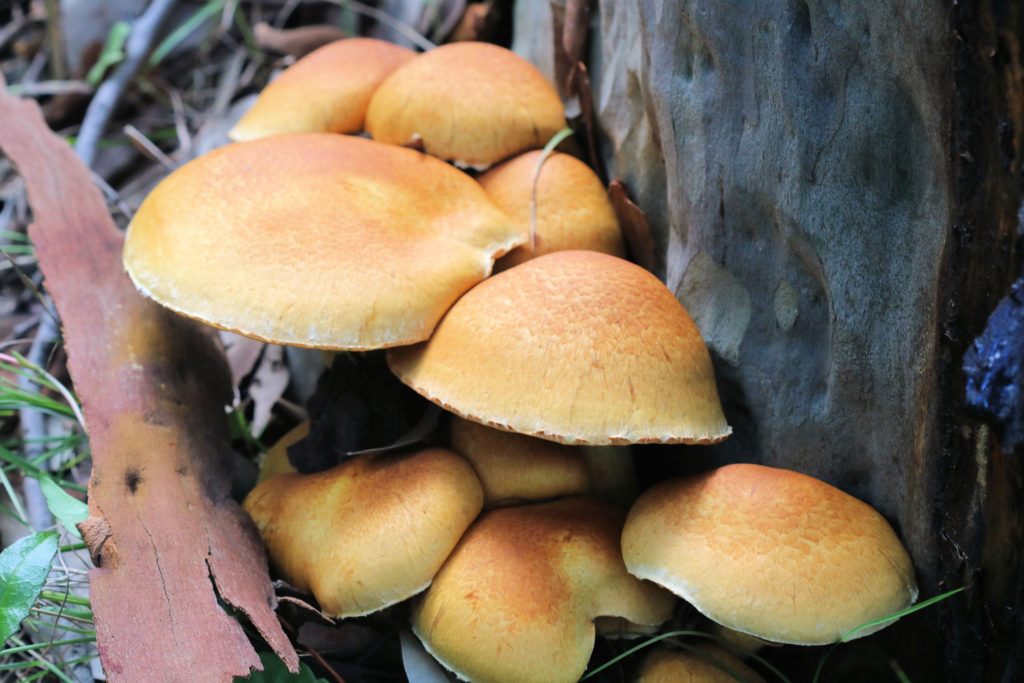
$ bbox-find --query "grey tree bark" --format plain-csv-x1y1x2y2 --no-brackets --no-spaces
515,1,1023,679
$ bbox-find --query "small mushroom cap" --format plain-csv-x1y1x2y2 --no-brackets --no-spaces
388,250,731,445
634,645,766,683
412,496,675,683
243,447,484,618
124,133,523,350
256,419,306,483
477,151,626,270
448,415,591,505
228,38,415,141
365,42,566,169
621,464,919,645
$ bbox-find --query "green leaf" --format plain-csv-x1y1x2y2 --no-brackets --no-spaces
0,531,59,641
38,478,88,540
234,652,327,683
86,21,131,85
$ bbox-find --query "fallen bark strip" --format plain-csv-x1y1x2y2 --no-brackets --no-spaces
0,79,298,680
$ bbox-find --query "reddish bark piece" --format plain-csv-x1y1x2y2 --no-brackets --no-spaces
0,81,298,679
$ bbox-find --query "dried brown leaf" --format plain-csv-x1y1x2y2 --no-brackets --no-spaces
608,178,658,274
0,79,298,680
253,22,347,59
561,0,590,65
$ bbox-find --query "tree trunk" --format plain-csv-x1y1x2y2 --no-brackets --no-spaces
514,1,1023,679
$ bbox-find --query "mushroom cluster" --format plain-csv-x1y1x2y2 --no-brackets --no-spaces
121,31,920,683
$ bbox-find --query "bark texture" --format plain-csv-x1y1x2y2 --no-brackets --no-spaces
0,81,298,681
515,0,1023,678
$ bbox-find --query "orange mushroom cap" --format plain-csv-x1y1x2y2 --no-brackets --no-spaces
448,415,591,505
388,250,731,445
243,447,484,618
412,496,674,682
621,464,919,645
634,645,767,683
229,38,416,141
366,42,567,169
477,150,626,270
124,133,523,350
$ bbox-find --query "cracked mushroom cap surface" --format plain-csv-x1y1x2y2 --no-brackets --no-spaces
228,38,415,141
388,250,731,445
477,150,626,270
412,496,675,683
124,133,523,349
365,41,567,169
621,464,919,646
242,447,484,618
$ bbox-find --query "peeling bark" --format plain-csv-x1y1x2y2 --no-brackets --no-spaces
0,80,298,681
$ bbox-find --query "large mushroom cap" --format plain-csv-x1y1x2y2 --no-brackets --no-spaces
621,463,919,645
242,447,484,618
365,41,567,169
228,38,415,141
412,496,674,683
477,150,626,270
124,133,523,349
388,250,731,445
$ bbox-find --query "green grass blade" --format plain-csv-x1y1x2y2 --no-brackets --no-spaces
149,1,226,67
232,5,258,52
0,463,28,525
0,636,96,657
583,628,792,683
22,618,95,636
37,591,90,608
812,587,965,682
840,587,965,642
86,21,130,85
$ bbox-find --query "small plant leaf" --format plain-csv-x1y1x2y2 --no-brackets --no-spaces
0,531,59,641
234,652,326,683
86,21,131,85
39,477,88,540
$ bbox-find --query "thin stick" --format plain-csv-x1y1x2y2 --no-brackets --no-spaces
42,0,67,81
0,5,29,53
4,82,93,97
18,315,57,532
168,88,192,155
123,124,175,169
75,0,180,167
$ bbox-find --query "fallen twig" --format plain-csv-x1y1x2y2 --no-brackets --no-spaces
75,0,179,168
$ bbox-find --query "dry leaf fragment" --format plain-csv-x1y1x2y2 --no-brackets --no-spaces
253,21,347,58
608,178,659,274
